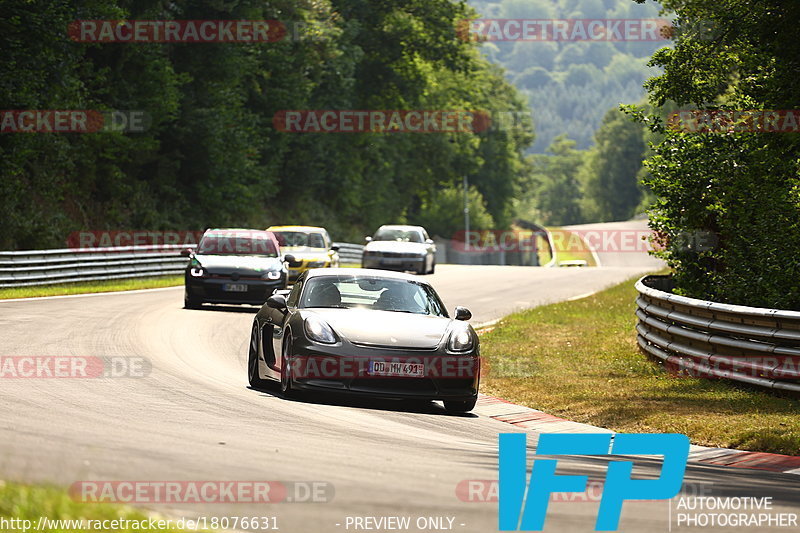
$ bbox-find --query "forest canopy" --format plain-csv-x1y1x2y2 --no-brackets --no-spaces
0,0,533,249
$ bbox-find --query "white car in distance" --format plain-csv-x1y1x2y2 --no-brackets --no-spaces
361,225,436,275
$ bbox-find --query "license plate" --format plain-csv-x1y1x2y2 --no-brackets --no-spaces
223,283,248,292
380,257,403,264
368,361,425,377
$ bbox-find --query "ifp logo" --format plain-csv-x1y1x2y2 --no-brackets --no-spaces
499,433,689,531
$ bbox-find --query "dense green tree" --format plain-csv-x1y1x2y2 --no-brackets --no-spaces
499,0,556,19
0,0,534,249
579,108,646,221
632,0,800,308
505,42,558,72
514,67,553,90
564,64,602,86
517,135,584,226
416,184,494,238
470,0,663,152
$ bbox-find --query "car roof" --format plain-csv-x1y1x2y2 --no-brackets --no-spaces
376,225,425,231
205,228,273,235
304,267,430,284
267,225,326,233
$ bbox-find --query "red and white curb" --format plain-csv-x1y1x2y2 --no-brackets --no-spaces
473,394,800,475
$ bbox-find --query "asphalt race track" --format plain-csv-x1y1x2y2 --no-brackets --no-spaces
1,225,799,533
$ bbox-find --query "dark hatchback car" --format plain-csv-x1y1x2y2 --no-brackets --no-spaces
247,268,480,412
183,229,290,308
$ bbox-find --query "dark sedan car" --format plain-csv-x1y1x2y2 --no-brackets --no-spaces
184,229,291,308
247,268,480,412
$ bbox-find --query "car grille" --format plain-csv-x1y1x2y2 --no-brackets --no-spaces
350,378,437,393
207,273,263,281
350,341,439,351
371,252,421,258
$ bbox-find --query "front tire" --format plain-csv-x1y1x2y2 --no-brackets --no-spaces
184,288,202,309
280,336,295,396
248,321,267,388
444,398,477,413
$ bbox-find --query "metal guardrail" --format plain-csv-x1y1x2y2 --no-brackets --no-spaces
0,245,193,288
0,242,366,288
636,275,800,392
334,242,364,266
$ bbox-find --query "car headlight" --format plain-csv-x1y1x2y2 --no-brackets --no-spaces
448,325,474,352
190,267,205,277
304,315,338,344
263,270,282,280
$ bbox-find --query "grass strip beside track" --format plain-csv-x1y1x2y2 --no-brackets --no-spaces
479,275,800,455
0,481,190,532
0,275,184,300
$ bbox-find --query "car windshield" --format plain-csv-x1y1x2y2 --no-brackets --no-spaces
373,228,423,243
274,231,326,249
196,231,278,257
300,275,446,316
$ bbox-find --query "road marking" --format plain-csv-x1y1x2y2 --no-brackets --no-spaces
588,245,602,267
565,290,600,302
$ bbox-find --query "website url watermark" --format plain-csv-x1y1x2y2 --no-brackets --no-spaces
69,20,286,43
69,480,333,504
450,229,717,254
459,18,672,42
273,110,491,133
668,110,800,133
0,357,150,379
0,110,149,133
0,516,280,532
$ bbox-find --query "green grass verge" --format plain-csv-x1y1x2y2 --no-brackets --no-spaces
546,228,597,266
0,481,189,532
0,276,184,300
480,275,800,455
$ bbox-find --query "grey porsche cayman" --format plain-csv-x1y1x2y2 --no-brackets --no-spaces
247,268,480,412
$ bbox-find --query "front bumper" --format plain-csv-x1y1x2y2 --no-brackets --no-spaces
288,260,330,282
288,338,480,401
185,274,287,305
361,255,426,272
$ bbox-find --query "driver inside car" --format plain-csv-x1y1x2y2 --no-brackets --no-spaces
306,283,342,308
374,283,425,314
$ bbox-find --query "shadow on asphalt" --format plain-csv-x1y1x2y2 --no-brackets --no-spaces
184,304,260,313
246,384,478,418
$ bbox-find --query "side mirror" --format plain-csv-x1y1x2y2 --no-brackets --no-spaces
454,306,472,321
266,294,287,310
425,239,434,245
365,236,372,243
283,254,302,268
331,245,340,251
181,248,194,257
